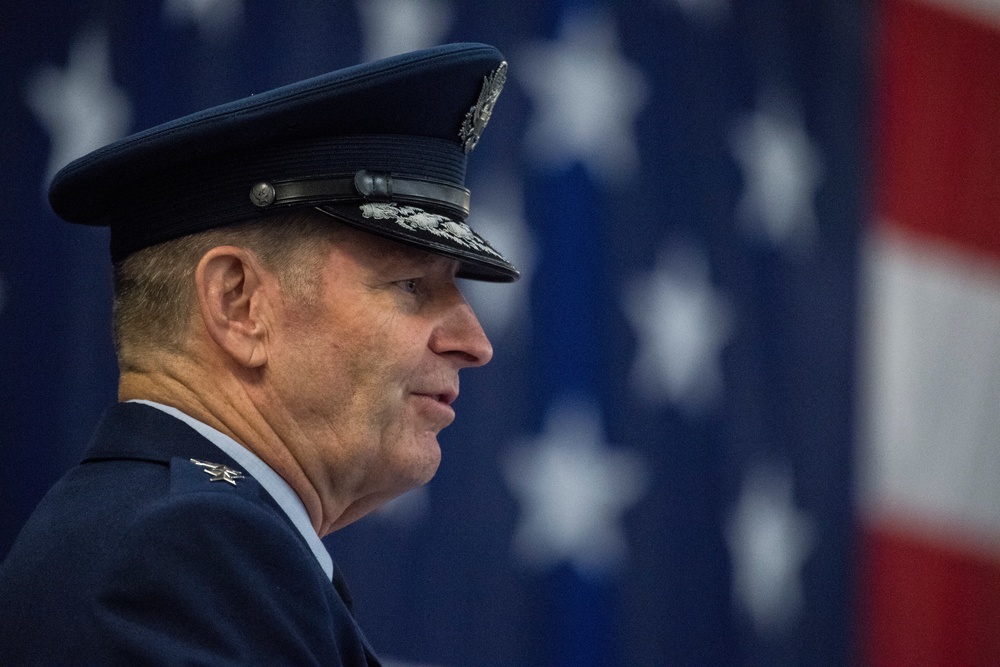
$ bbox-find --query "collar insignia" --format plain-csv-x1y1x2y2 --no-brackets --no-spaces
190,459,245,486
459,61,507,154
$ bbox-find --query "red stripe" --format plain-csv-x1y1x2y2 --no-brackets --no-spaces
866,2,1000,664
857,521,1000,667
874,0,1000,261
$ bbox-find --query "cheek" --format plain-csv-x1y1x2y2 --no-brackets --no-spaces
281,299,372,390
283,293,432,430
332,330,411,433
347,315,426,394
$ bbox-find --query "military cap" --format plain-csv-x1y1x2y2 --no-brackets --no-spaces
48,43,518,282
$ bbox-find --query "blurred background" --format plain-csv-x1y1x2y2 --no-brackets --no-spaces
2,0,999,665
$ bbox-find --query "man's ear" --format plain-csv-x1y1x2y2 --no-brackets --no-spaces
194,246,272,368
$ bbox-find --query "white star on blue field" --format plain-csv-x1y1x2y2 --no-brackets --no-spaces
26,27,133,183
502,398,648,578
516,9,649,185
356,0,454,61
624,244,734,413
730,88,824,253
725,462,816,634
461,175,537,338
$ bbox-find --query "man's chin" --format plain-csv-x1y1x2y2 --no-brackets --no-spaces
329,430,441,528
329,473,434,531
404,435,442,486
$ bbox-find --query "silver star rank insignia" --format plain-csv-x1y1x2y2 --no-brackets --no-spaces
190,459,244,486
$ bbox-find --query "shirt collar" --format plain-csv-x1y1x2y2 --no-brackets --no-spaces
128,400,334,581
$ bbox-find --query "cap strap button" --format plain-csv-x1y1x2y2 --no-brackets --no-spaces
250,182,276,207
354,170,393,199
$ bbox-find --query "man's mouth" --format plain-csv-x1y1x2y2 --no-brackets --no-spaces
413,390,457,406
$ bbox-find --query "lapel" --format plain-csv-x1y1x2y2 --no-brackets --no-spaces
81,402,298,543
82,402,244,469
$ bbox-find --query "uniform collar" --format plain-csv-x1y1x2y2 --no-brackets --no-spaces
84,401,335,581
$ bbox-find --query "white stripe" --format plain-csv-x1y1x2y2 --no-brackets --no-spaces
857,226,1000,545
920,0,1000,29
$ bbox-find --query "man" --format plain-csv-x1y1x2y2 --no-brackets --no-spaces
0,43,517,665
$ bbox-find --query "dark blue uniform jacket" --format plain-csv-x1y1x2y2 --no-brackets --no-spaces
0,402,380,666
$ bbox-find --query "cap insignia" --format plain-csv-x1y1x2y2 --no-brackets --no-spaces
459,61,507,154
360,203,502,258
190,459,245,486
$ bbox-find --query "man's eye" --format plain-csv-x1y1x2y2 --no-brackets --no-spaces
398,279,419,294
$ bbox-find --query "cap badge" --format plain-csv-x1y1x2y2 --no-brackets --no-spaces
190,459,245,486
459,61,508,154
360,202,502,258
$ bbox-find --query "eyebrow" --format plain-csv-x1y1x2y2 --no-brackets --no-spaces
366,242,460,276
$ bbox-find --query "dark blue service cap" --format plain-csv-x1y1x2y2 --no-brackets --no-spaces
48,43,518,282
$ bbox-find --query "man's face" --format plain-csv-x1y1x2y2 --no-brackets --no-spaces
265,226,493,524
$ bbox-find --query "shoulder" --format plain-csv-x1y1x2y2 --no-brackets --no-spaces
0,455,360,666
1,406,375,666
90,464,359,664
2,454,311,606
118,456,310,574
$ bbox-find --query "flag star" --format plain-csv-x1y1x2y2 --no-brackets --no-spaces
730,89,823,252
162,0,244,39
517,10,649,184
26,27,133,184
624,245,733,412
725,462,816,634
502,399,648,578
357,0,454,61
461,176,537,336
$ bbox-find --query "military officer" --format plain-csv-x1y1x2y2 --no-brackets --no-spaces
0,42,516,666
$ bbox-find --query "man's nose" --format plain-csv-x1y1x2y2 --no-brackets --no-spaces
431,297,494,368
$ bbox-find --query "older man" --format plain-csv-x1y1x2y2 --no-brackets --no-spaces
0,43,516,666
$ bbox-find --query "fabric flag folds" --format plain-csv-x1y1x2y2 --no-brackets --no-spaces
857,0,1000,664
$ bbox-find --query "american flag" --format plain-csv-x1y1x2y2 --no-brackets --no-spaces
2,1,997,665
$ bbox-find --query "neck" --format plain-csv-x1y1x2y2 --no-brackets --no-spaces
118,356,344,536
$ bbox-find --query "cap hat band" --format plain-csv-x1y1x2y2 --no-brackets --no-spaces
251,170,471,218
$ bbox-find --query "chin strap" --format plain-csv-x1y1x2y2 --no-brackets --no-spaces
248,169,471,218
